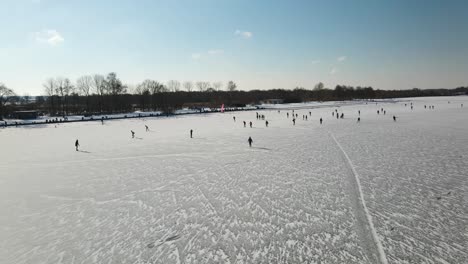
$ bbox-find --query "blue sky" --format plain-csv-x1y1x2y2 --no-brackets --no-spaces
1,0,467,95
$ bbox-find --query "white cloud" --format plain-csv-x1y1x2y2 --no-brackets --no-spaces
34,29,64,46
337,56,347,62
191,53,202,60
207,49,224,55
330,67,338,75
235,30,253,38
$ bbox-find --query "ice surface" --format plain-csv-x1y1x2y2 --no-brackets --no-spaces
1,96,467,263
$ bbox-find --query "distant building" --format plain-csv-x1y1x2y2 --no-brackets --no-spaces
12,110,38,119
260,99,284,104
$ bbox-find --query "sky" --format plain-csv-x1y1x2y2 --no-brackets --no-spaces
0,0,467,95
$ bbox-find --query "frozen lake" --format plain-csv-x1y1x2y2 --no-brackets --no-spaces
1,96,467,264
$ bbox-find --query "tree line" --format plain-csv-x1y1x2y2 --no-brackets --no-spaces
1,74,467,119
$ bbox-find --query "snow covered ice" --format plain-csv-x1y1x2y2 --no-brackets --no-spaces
1,96,467,264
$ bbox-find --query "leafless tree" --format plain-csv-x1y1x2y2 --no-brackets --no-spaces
0,83,16,118
183,81,193,92
43,78,56,97
77,75,93,112
227,81,237,91
77,75,93,96
213,81,223,91
166,80,181,92
313,82,324,91
92,74,106,96
196,81,210,92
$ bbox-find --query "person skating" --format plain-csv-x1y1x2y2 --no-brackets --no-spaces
357,117,360,123
265,120,269,127
243,121,246,127
393,115,396,121
233,116,236,122
190,129,193,138
292,118,296,125
248,136,253,147
358,110,360,116
249,121,253,128
75,139,80,151
320,117,323,124
131,130,135,138
145,125,149,132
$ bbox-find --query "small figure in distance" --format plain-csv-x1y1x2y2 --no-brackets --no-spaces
248,136,253,147
145,125,149,132
377,110,380,115
131,130,135,138
320,118,323,125
249,121,253,128
233,116,236,122
292,118,296,125
265,120,269,127
190,129,193,138
243,121,246,127
75,139,79,151
357,117,360,123
358,110,360,116
393,115,396,122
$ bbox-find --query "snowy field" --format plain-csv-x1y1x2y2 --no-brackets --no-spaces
0,96,467,264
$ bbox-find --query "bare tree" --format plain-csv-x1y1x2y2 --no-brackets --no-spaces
91,74,106,113
313,82,325,91
43,78,56,97
183,81,193,92
213,81,223,91
227,81,237,91
92,74,106,96
77,75,92,96
196,81,210,92
166,80,181,92
0,83,16,119
43,78,57,115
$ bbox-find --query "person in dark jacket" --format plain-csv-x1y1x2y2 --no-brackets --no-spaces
248,137,253,147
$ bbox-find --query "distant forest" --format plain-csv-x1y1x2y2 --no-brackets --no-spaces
1,72,467,118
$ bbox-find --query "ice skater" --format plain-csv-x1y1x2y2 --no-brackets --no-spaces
75,139,80,151
248,136,253,147
393,115,396,121
320,117,323,124
265,120,269,127
243,121,246,127
233,116,236,122
357,117,360,123
145,125,149,132
249,121,253,128
190,129,193,138
358,110,360,116
131,130,135,138
292,118,296,125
